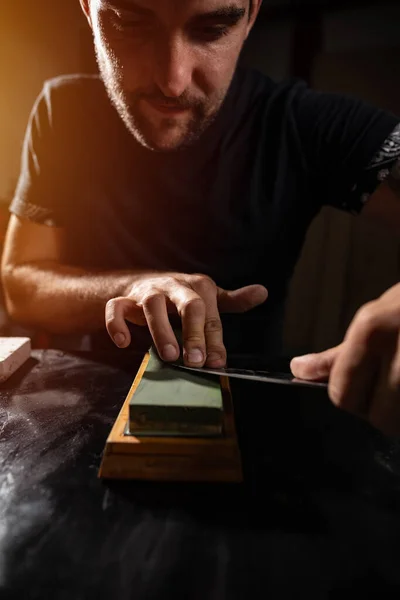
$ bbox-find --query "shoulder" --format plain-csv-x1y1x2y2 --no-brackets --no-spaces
236,67,307,95
231,68,308,116
234,69,388,127
34,73,118,145
42,73,104,100
40,73,108,119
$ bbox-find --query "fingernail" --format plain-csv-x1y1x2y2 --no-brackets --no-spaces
207,353,223,365
292,354,327,380
162,344,178,361
187,349,204,364
292,355,311,365
114,333,126,347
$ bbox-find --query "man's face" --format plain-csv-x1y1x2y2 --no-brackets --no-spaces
82,0,258,152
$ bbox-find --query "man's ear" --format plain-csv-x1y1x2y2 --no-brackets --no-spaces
79,0,93,27
245,0,263,38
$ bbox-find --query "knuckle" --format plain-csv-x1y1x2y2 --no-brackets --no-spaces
142,292,164,309
354,303,380,336
107,296,121,308
192,273,212,283
181,297,205,317
159,275,174,289
184,334,205,345
204,317,223,334
191,274,216,296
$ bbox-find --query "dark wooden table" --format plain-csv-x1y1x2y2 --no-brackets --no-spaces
1,349,400,599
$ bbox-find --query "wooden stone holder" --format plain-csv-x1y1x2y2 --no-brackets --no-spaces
99,352,243,483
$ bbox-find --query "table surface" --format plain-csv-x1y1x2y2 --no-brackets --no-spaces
1,350,400,599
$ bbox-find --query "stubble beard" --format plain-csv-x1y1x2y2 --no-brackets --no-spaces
95,48,226,153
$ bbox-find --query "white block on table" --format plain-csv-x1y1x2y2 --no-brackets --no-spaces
0,337,31,382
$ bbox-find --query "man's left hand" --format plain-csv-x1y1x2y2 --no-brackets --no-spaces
290,283,400,436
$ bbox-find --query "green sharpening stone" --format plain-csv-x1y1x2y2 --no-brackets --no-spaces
129,348,224,437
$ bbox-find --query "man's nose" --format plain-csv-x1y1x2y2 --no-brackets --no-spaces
153,36,193,98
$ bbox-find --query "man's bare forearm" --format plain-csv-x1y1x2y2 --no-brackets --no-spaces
2,261,150,335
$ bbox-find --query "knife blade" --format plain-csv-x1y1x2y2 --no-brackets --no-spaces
171,363,328,389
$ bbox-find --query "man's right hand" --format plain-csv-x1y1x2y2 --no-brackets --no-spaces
105,273,268,368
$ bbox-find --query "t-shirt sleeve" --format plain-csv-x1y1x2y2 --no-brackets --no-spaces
10,80,64,227
292,85,400,214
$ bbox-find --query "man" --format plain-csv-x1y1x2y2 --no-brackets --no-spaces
2,0,400,434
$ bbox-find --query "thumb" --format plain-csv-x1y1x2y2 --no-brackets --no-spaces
217,285,268,313
290,344,343,381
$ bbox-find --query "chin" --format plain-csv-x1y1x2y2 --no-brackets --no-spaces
123,109,213,152
145,138,193,153
131,125,201,153
132,133,191,153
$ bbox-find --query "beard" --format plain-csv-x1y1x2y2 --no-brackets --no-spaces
95,48,223,152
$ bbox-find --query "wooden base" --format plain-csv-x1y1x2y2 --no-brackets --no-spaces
98,353,243,483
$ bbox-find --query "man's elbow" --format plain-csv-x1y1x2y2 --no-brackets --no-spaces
1,263,35,327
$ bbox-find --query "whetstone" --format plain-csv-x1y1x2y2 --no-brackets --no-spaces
98,351,243,483
129,348,223,436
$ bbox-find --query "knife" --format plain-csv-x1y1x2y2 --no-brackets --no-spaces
170,362,328,389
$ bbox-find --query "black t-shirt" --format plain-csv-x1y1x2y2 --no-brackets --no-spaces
11,68,400,354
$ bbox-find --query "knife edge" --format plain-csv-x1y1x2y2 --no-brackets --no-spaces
170,362,328,389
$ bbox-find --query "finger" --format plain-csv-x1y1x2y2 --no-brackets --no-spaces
168,286,206,367
328,303,398,416
328,339,380,416
217,285,268,313
290,344,342,381
191,277,226,368
389,332,400,392
204,308,226,367
368,340,400,436
106,297,138,348
142,293,180,362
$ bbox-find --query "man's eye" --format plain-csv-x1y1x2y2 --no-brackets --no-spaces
192,26,230,42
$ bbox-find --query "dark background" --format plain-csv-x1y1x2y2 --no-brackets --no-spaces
0,0,399,352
